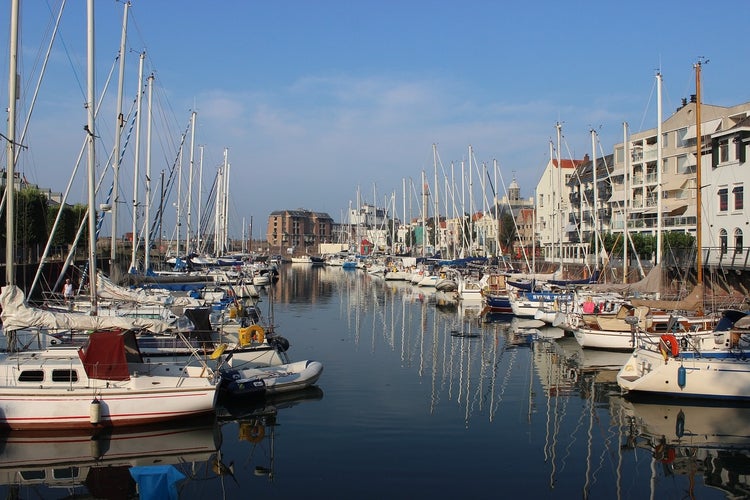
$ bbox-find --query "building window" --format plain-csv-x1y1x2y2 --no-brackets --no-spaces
718,188,728,212
676,127,689,148
735,228,743,254
720,229,728,255
719,139,730,163
733,185,744,210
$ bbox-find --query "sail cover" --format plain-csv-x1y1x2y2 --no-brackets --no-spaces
0,285,171,334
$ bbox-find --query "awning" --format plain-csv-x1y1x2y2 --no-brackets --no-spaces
664,198,689,213
662,176,687,191
564,223,577,232
682,118,722,140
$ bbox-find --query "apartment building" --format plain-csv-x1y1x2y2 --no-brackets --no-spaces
266,209,334,254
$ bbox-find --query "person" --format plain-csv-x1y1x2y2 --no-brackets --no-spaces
63,278,74,307
582,296,595,314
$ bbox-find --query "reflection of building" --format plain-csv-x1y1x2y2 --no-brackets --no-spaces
266,209,334,254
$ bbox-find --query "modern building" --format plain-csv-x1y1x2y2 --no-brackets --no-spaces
535,153,586,261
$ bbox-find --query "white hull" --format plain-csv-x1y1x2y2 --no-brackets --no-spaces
617,346,750,400
219,359,323,398
0,331,218,431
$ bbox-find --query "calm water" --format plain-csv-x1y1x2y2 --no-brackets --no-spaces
1,264,747,499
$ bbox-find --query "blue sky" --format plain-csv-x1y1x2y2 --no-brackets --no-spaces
3,1,750,242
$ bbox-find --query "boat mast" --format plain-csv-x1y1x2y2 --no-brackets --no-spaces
421,170,427,257
694,60,703,286
110,1,128,267
656,71,663,266
591,129,599,270
556,122,562,271
197,145,204,253
622,122,629,283
129,51,145,273
187,110,196,254
5,0,19,287
86,0,98,312
223,155,230,253
433,144,439,256
144,73,154,271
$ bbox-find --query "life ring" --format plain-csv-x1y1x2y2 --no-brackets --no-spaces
659,334,680,360
248,324,265,343
239,421,265,443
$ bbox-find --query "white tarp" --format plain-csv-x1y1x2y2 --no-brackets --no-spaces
96,272,202,308
1,285,172,334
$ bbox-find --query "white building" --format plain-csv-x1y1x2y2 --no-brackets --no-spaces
535,155,584,261
702,115,750,270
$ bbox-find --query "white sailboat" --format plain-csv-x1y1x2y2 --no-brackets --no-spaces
0,1,219,431
616,61,750,401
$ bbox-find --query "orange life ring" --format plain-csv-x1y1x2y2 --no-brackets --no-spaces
248,324,265,343
239,421,265,443
659,334,680,359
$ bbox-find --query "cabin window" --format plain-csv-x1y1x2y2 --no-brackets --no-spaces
718,188,728,212
733,185,744,210
720,229,728,255
19,471,45,481
52,370,78,383
18,370,44,382
735,229,744,254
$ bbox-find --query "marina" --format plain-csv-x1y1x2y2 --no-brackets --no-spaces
1,264,746,498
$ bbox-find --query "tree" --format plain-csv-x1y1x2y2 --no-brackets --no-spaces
498,212,517,254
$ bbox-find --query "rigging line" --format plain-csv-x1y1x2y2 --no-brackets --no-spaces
148,117,192,241
637,76,657,134
16,0,67,165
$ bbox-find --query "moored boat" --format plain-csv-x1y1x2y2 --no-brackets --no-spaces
218,359,324,400
0,329,218,431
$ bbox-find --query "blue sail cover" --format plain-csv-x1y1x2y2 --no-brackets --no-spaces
129,465,185,500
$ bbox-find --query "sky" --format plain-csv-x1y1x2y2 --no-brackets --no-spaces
2,0,750,243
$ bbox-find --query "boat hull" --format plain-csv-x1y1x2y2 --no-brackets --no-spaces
617,347,750,401
218,360,323,399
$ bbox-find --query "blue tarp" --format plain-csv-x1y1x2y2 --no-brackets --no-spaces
129,465,185,500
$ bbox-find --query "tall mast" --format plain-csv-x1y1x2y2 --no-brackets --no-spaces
223,158,230,253
175,138,183,257
86,0,97,312
656,71,663,265
187,110,196,254
694,61,703,286
421,170,427,257
129,52,145,273
556,122,562,269
591,129,598,269
143,73,154,272
5,0,19,287
433,144,439,255
622,122,629,283
110,1,129,265
197,145,204,253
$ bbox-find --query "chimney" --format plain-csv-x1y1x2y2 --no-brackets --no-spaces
583,153,589,163
690,94,697,103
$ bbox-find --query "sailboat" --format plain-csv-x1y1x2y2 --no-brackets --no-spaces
616,61,750,400
0,0,219,431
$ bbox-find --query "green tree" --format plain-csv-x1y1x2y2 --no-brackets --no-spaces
498,212,517,254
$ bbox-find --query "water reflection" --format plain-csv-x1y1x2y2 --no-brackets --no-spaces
0,387,324,498
613,397,750,498
0,419,219,498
